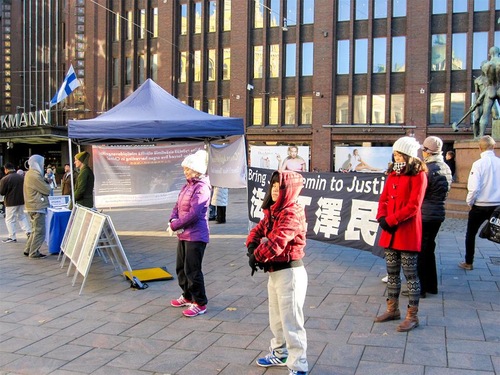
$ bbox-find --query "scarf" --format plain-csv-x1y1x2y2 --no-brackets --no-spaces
393,162,406,174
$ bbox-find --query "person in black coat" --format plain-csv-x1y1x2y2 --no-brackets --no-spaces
419,137,452,296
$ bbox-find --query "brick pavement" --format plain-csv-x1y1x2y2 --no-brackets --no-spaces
0,189,499,375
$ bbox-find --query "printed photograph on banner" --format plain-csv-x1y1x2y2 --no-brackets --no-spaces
335,146,392,173
92,143,204,208
249,145,309,172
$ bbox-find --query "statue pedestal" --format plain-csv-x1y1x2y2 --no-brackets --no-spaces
493,119,500,140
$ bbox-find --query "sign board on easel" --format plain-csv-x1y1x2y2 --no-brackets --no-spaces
59,205,133,294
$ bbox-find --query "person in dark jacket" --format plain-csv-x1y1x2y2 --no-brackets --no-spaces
169,150,211,317
246,171,308,375
418,137,452,296
61,163,78,197
73,151,94,208
0,162,32,243
375,136,428,332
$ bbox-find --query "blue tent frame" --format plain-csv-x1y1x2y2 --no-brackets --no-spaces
68,79,244,144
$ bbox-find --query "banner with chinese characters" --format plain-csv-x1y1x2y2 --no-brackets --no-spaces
247,167,385,254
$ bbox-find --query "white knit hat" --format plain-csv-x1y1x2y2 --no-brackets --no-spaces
181,149,208,175
393,136,421,158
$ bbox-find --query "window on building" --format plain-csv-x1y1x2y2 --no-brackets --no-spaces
223,0,231,31
431,34,446,71
138,54,146,84
180,51,188,82
209,1,217,32
208,99,216,114
269,44,280,78
194,99,201,110
392,36,406,72
302,42,314,76
433,0,447,14
354,95,367,123
430,93,445,124
180,4,188,35
450,93,466,123
270,0,280,27
302,0,314,24
286,0,297,26
125,57,132,85
497,0,500,10
285,43,296,77
254,0,264,28
269,97,279,125
222,98,230,116
452,33,467,70
139,9,146,39
194,50,201,81
301,96,313,125
223,48,231,80
208,49,216,81
337,40,350,74
393,0,406,17
372,95,386,124
495,31,500,47
126,11,133,40
355,0,368,20
114,13,120,41
390,94,404,124
254,45,263,78
253,98,263,125
195,2,202,33
153,8,158,37
336,96,349,124
373,37,387,73
355,39,368,74
453,0,467,12
112,58,119,86
374,0,387,18
285,96,296,125
150,54,158,81
474,0,489,11
473,32,488,69
338,0,351,21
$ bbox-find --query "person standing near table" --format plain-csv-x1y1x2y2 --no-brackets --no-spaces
73,151,94,208
61,163,78,197
374,136,427,332
0,162,32,243
169,150,211,317
459,135,500,270
23,155,50,259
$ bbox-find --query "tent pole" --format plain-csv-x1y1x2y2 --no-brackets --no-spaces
68,138,75,208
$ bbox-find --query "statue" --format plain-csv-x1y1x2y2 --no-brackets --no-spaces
452,46,500,138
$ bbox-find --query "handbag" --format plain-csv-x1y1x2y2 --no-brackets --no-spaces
479,206,500,244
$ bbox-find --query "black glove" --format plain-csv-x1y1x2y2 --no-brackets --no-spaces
247,243,257,255
379,217,397,233
247,253,259,276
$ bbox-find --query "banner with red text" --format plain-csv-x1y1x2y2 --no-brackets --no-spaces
92,143,204,208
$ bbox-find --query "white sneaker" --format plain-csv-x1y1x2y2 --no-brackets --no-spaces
381,275,388,283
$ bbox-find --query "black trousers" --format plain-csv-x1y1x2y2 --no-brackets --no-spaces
465,205,496,264
216,206,226,223
418,221,442,294
176,240,207,306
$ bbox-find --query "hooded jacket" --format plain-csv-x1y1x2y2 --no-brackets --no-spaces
23,155,51,212
246,171,307,268
169,174,211,243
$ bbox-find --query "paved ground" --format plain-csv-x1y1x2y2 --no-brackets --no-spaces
0,188,499,375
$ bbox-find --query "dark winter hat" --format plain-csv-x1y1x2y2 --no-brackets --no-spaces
75,151,90,164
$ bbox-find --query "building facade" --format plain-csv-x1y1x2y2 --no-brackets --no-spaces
1,0,499,171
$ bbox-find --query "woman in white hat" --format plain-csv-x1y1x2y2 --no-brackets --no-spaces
168,149,211,317
374,136,428,332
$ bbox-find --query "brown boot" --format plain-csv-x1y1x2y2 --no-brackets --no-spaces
397,305,419,332
374,299,400,322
